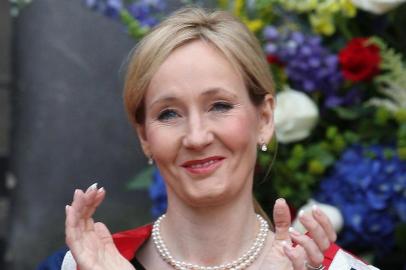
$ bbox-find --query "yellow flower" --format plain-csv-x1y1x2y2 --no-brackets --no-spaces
308,159,325,175
217,0,229,9
317,0,340,14
339,0,357,17
243,18,264,32
234,0,244,17
310,13,335,36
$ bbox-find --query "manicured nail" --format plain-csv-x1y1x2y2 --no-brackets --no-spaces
74,189,80,196
312,204,321,215
298,209,305,217
289,226,301,236
88,183,98,190
65,205,70,213
276,198,286,204
97,187,105,193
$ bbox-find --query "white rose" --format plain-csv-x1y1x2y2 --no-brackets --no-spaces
274,87,319,144
292,199,344,233
351,0,406,14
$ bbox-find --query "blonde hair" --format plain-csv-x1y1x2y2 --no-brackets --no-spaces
123,7,274,125
123,7,275,228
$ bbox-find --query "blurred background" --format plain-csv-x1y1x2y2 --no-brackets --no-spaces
1,0,406,269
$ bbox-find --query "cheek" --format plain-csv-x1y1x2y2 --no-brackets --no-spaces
146,126,180,162
220,112,258,152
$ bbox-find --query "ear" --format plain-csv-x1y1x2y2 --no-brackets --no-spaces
135,123,151,158
257,94,275,144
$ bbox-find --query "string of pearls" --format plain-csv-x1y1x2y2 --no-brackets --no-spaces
152,214,269,270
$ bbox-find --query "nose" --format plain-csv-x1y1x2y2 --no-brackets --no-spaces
182,113,213,150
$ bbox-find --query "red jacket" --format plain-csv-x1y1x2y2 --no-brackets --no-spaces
43,224,379,270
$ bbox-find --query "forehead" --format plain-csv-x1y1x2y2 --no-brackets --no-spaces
146,40,247,101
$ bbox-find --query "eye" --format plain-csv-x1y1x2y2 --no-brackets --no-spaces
157,109,180,121
210,101,234,112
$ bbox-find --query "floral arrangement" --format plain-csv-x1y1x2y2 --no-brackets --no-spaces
84,0,406,266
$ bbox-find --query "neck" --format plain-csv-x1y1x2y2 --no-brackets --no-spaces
161,191,259,266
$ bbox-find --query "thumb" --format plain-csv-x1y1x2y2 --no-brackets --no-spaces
273,198,292,240
94,222,115,246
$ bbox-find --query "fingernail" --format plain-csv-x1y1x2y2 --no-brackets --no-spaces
281,240,289,247
65,205,70,213
289,226,301,236
276,198,286,204
88,183,98,190
298,209,305,217
97,187,105,193
312,204,321,215
74,189,80,196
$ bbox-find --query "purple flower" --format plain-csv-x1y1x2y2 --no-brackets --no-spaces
83,0,166,27
315,145,406,254
263,26,279,40
262,28,357,108
127,0,166,27
85,0,123,19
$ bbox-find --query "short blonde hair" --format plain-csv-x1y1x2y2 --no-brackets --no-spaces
123,7,275,126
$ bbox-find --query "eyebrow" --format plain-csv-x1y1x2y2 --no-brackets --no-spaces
149,87,238,107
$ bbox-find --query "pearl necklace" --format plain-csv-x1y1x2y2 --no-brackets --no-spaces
152,214,269,270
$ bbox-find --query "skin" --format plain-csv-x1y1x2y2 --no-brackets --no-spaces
65,40,337,270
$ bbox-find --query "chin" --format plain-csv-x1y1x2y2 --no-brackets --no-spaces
183,187,235,208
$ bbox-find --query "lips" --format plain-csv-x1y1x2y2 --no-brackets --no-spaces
181,156,225,175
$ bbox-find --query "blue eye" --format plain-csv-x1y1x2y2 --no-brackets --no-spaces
157,109,179,121
211,102,233,112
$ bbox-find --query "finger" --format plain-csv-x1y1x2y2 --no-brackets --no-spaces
94,222,114,246
82,185,103,219
83,187,106,219
71,189,86,216
273,198,292,240
289,227,324,267
70,189,92,231
298,210,330,251
65,205,83,252
283,242,306,270
312,205,337,243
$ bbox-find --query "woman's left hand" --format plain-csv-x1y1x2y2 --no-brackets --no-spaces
264,198,337,270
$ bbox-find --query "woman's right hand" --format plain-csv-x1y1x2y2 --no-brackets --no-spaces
65,184,135,270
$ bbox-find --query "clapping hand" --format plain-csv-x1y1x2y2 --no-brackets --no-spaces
265,198,337,270
65,184,135,270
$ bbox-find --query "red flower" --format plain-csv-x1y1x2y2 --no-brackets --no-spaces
339,38,381,82
267,54,284,67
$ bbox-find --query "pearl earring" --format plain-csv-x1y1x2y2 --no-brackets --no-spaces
148,157,154,165
261,143,268,152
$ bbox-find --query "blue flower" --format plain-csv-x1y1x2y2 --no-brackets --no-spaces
85,0,123,19
127,0,166,27
148,168,167,218
84,0,166,26
315,144,406,254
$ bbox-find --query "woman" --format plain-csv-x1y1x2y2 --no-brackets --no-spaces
41,7,379,270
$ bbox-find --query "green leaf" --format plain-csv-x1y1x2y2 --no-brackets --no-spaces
333,107,360,120
126,166,154,190
395,223,406,251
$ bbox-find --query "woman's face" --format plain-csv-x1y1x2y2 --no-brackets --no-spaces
137,40,274,207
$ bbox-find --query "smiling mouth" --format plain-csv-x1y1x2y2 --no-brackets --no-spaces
181,156,225,175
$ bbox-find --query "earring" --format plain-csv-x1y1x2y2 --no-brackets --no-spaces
148,157,154,165
260,143,268,152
